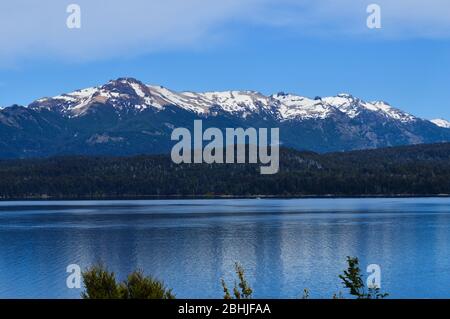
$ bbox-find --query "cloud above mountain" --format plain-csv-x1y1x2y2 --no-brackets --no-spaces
1,0,450,65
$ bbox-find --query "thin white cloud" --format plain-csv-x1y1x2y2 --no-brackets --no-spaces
0,0,449,65
275,0,450,38
0,0,271,63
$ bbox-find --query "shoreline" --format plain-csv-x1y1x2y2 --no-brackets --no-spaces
1,193,450,201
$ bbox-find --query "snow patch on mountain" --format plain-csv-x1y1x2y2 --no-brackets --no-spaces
147,86,210,113
431,118,450,128
369,101,417,123
322,94,361,118
271,93,332,120
199,90,269,114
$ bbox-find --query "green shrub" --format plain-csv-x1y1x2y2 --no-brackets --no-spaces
81,265,124,299
121,270,175,299
81,265,174,299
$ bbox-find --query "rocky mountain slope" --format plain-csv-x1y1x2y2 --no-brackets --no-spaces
0,77,449,158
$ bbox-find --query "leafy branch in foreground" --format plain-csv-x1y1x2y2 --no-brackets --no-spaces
81,265,175,299
221,262,253,299
221,257,389,299
339,256,388,299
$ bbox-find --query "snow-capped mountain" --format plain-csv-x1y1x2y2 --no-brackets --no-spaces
30,78,420,123
1,77,450,158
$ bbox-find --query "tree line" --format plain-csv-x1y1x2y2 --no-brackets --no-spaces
1,143,450,198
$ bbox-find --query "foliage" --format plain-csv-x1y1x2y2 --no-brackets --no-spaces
339,257,388,299
81,265,174,299
121,270,175,299
81,265,124,299
221,263,253,299
81,257,391,300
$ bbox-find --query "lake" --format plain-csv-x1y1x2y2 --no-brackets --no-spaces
0,198,450,299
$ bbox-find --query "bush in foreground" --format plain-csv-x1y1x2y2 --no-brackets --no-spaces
81,265,175,299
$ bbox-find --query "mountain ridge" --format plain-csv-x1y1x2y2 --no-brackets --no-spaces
1,77,450,158
28,77,424,122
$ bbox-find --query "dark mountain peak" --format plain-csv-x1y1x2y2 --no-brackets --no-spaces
101,77,148,96
1,104,29,114
8,104,25,109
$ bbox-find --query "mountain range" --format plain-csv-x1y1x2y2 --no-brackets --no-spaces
1,77,450,158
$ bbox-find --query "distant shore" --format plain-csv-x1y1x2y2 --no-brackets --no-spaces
2,144,450,200
1,194,450,201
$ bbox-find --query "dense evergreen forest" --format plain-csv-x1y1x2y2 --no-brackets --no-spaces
1,143,450,199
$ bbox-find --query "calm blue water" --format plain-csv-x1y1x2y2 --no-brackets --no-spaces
0,198,450,299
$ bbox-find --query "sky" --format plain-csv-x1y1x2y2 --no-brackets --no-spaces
1,0,450,120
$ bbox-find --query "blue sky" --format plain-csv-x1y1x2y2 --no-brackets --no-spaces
1,0,450,120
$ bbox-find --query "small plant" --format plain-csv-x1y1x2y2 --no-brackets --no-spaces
81,265,174,299
221,262,253,299
339,256,388,299
221,279,232,300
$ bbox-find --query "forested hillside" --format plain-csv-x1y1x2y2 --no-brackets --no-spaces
1,143,450,199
